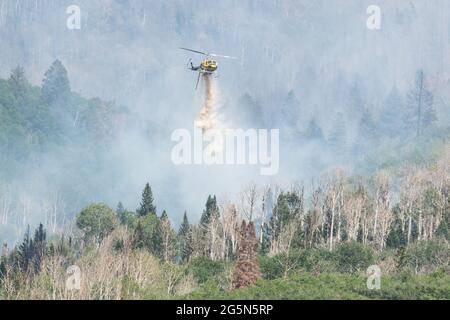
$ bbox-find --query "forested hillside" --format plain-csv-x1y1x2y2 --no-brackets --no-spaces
0,0,449,300
0,62,128,244
1,149,449,299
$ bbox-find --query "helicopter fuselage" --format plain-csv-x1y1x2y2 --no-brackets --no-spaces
191,59,218,74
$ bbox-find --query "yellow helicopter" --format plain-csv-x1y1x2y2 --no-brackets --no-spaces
180,47,236,89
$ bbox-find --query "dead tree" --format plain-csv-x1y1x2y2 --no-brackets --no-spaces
232,221,261,289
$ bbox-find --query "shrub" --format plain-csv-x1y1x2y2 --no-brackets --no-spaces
335,241,374,273
189,256,225,284
403,240,449,274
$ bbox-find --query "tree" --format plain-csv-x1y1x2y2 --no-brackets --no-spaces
137,183,156,217
232,221,261,289
160,210,176,263
328,112,347,153
304,119,325,142
200,195,219,227
76,203,117,243
41,59,71,105
379,86,405,137
116,202,136,227
178,212,193,263
8,66,29,99
358,108,379,142
269,188,304,253
132,220,147,250
406,70,436,137
17,226,33,272
32,223,47,272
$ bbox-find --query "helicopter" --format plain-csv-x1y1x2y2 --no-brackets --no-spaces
179,47,236,89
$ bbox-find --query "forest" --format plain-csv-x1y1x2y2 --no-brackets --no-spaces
0,1,449,300
0,63,448,298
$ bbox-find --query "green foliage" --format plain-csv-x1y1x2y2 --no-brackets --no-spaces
335,242,374,273
178,212,193,263
402,240,449,273
76,203,117,243
188,256,225,284
187,272,450,300
137,183,156,217
116,202,137,227
41,59,71,105
259,249,338,280
132,214,163,257
200,195,219,227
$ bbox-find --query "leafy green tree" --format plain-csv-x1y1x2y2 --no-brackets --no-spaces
76,203,117,243
137,183,156,217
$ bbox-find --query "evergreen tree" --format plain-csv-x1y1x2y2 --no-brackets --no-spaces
304,119,325,142
137,183,156,217
406,70,436,137
132,221,147,250
178,212,193,262
32,223,46,272
17,226,33,272
348,83,365,114
328,112,347,152
199,195,219,228
42,60,71,105
379,86,405,137
280,90,300,129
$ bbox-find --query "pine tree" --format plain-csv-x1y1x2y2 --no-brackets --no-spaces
42,59,71,105
280,90,300,129
379,86,405,137
132,221,146,249
137,183,156,217
406,70,436,137
200,195,219,227
304,119,325,142
328,112,347,152
17,226,33,272
178,212,193,262
232,221,261,289
348,83,365,114
32,223,46,272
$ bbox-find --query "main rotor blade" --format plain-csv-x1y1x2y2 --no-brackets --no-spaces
180,47,207,56
209,53,237,59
